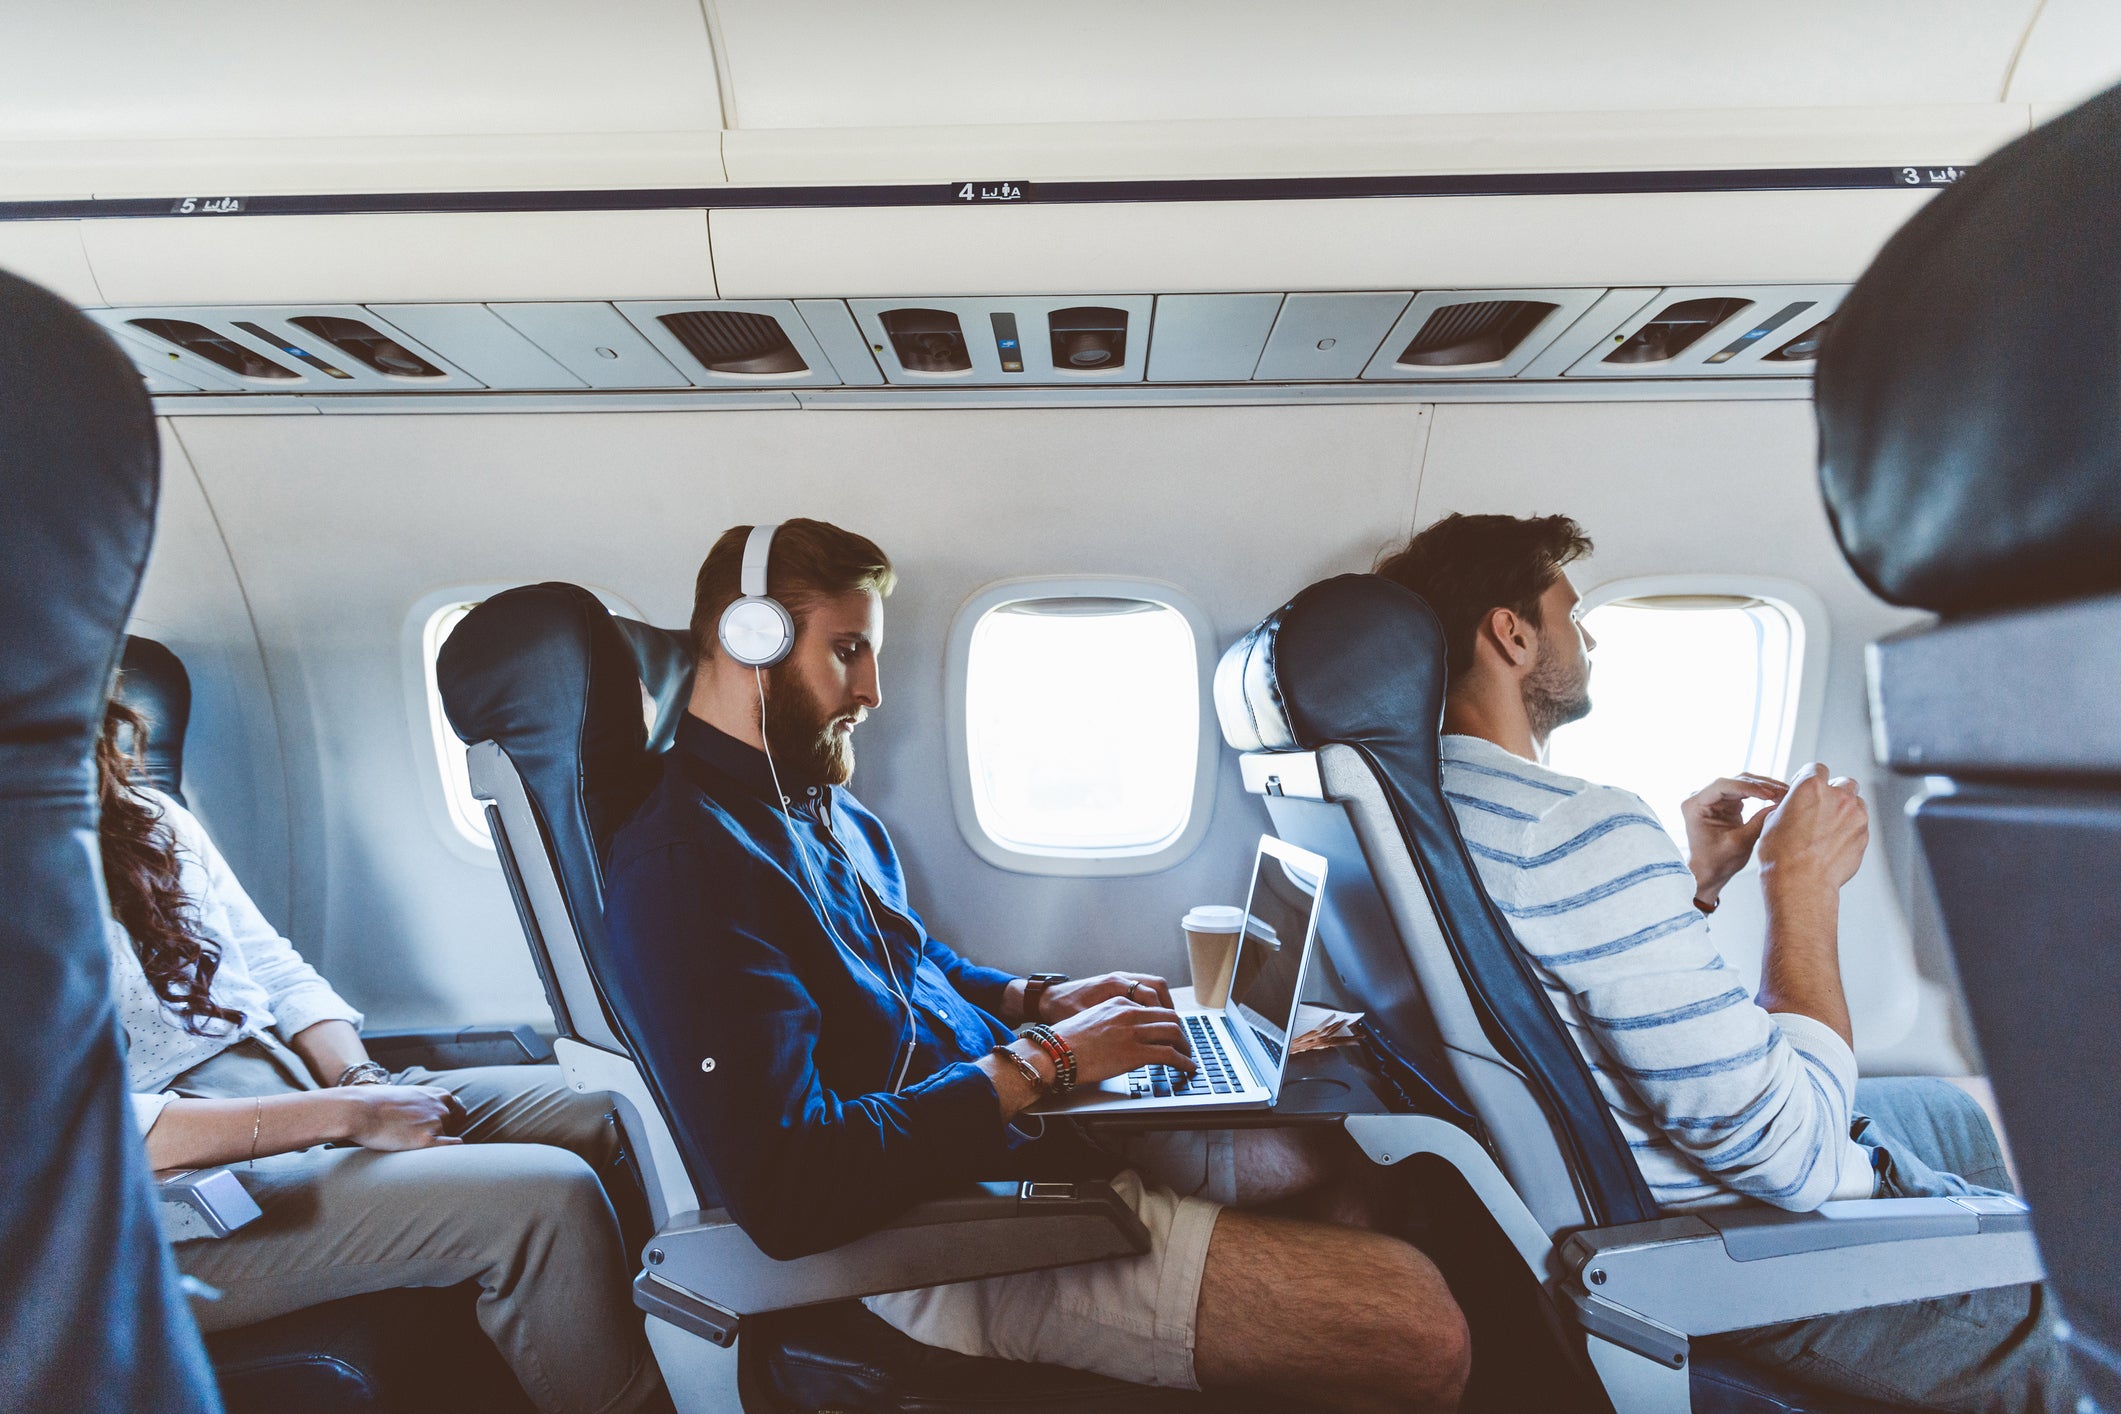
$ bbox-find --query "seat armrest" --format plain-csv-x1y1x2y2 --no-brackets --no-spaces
638,1180,1149,1331
361,1024,552,1071
1562,1196,2044,1338
157,1166,263,1243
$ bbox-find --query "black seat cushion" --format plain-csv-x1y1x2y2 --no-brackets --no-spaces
209,1283,531,1414
750,1301,1228,1413
1816,82,2120,616
0,270,219,1408
1214,574,1656,1229
117,634,193,802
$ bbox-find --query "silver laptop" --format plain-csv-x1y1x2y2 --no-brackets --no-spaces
1030,834,1327,1117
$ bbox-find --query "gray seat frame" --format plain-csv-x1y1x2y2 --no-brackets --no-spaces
1236,742,2045,1413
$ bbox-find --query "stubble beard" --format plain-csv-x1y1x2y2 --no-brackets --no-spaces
763,667,856,788
1523,632,1592,744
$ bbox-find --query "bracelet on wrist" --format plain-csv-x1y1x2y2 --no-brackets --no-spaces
992,1044,1049,1096
335,1061,391,1087
1016,1023,1076,1095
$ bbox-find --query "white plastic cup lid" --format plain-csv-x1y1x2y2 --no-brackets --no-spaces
1182,905,1245,934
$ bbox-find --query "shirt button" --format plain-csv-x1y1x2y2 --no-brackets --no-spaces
700,1057,717,1073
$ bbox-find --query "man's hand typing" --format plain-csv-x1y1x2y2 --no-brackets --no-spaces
979,995,1197,1119
1037,972,1175,1020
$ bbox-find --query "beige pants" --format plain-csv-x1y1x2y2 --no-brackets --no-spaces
865,1126,1341,1390
168,1036,664,1414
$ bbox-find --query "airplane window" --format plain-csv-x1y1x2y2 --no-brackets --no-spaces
421,601,492,847
1546,594,1803,843
958,591,1205,867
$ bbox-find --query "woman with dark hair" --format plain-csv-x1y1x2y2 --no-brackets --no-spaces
100,697,669,1414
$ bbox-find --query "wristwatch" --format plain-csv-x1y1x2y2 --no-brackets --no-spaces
1021,973,1069,1024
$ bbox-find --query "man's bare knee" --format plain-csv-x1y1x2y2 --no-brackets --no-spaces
1197,1212,1469,1412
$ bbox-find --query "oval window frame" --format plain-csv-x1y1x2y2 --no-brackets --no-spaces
1563,573,1831,785
944,576,1219,878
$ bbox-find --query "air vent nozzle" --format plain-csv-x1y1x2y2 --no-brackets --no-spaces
289,316,442,377
1764,317,1831,363
881,309,972,373
1604,297,1751,365
1396,300,1556,367
129,318,297,380
657,310,808,375
1048,306,1128,370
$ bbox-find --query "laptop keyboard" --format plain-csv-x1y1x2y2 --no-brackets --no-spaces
1126,1014,1240,1098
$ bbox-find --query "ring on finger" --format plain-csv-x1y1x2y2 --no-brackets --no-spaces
1127,981,1146,1003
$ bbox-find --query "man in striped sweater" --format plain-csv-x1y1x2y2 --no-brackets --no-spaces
1374,512,2073,1414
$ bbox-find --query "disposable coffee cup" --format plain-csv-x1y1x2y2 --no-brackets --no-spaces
1183,905,1246,1008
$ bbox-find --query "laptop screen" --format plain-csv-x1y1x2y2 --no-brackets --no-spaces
1226,836,1328,1092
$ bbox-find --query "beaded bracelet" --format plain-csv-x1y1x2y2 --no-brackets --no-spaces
1015,1023,1077,1095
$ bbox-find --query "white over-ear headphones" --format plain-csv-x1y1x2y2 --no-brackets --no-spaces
717,522,796,667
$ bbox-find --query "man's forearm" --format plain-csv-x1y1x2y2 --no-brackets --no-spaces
1757,873,1853,1049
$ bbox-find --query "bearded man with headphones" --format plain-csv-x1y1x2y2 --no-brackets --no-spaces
604,519,1471,1413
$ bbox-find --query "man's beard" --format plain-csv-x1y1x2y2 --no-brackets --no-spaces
1522,633,1592,742
762,668,856,788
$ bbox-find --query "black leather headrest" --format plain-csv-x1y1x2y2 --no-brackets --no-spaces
117,636,192,804
436,583,669,884
612,615,696,754
1817,83,2120,616
0,269,217,1402
1216,575,1656,1225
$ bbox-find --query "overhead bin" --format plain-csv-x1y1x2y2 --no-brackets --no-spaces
849,296,1153,385
91,305,482,392
1563,286,1845,377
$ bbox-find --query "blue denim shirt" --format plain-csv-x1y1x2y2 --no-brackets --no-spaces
605,714,1114,1259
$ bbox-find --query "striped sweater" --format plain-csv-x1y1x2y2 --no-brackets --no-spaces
1441,735,1874,1211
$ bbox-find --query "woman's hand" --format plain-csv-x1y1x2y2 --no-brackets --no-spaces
333,1084,467,1151
1036,972,1175,1021
1052,996,1196,1085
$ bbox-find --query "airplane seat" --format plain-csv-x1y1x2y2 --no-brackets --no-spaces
438,581,1217,1414
102,634,537,1412
116,635,192,804
1212,574,2043,1414
1815,82,2121,1411
0,266,219,1409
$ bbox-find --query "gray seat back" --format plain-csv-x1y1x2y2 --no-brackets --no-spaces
1216,575,1657,1241
0,268,220,1411
1816,83,2121,1404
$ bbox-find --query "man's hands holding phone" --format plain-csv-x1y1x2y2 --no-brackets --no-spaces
1681,772,1789,905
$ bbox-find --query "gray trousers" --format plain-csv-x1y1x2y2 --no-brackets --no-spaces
167,1037,665,1414
1710,1077,2079,1414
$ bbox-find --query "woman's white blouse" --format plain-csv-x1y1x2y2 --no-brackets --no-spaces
108,788,363,1136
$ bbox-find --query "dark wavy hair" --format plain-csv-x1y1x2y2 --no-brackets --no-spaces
1374,513,1594,682
97,697,244,1034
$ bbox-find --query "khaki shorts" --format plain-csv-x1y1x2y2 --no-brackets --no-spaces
863,1167,1223,1388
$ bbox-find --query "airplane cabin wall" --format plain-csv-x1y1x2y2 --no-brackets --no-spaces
148,404,1428,1030
137,397,1968,1074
